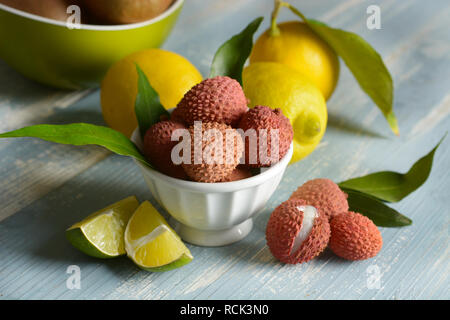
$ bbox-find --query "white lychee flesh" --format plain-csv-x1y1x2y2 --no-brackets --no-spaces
291,205,318,254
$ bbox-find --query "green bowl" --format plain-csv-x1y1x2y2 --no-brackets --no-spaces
0,0,183,89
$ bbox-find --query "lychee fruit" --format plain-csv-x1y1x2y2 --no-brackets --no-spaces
174,76,248,127
329,212,382,261
170,107,185,124
238,106,293,167
220,166,253,182
290,178,348,220
143,120,188,180
266,199,330,264
182,122,244,183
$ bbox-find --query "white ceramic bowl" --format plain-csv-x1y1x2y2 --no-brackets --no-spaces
131,128,293,247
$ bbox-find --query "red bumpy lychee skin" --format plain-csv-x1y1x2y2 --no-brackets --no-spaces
143,120,188,180
238,105,293,167
290,178,349,220
329,212,383,261
182,122,244,183
220,166,253,182
173,76,248,127
266,199,330,264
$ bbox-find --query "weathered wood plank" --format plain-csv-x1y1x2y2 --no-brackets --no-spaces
0,91,109,221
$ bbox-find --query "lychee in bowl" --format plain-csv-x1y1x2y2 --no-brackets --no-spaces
131,128,293,247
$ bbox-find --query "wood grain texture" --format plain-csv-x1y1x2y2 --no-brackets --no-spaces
0,0,449,300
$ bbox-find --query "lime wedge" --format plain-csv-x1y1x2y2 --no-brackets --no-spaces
125,201,193,272
66,196,139,258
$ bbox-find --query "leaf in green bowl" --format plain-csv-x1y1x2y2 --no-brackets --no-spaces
339,134,446,202
0,123,151,167
210,17,263,84
344,189,412,227
286,4,398,135
135,64,169,139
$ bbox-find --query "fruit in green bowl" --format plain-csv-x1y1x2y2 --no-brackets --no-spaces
81,0,174,25
0,0,79,22
0,0,184,89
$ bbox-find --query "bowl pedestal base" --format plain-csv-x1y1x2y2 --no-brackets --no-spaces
170,218,253,247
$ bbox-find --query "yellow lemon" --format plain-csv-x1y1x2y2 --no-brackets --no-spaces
101,49,203,137
125,201,193,272
66,196,139,258
250,21,339,100
243,62,327,163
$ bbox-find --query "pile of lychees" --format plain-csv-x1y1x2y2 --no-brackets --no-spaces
143,76,382,262
266,179,383,263
143,76,294,183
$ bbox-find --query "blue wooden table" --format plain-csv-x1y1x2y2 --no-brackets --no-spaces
0,0,449,300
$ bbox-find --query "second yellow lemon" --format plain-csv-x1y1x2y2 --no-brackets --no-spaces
243,62,327,164
250,21,339,100
101,49,203,137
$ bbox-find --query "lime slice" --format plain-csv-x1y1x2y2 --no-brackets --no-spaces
66,196,139,258
125,201,193,272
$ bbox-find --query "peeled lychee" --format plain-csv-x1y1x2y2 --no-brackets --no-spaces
220,166,253,182
238,106,293,167
182,122,244,183
266,199,330,264
174,76,248,127
329,212,382,261
143,120,188,180
290,178,348,220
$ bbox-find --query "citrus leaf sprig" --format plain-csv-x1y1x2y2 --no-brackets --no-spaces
337,134,446,226
339,134,446,202
135,64,169,139
0,123,151,167
344,190,412,227
272,0,398,135
210,17,263,84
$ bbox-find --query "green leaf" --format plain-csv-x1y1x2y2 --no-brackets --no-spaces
339,134,446,202
135,64,169,138
345,189,412,227
0,123,150,166
286,5,398,135
210,17,263,84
